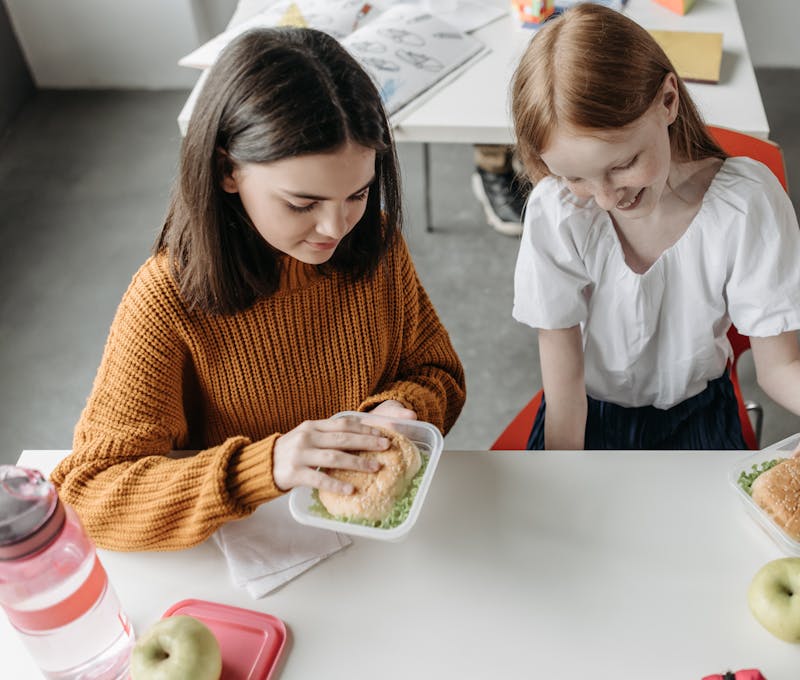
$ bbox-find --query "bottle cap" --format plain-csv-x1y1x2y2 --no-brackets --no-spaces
0,466,65,561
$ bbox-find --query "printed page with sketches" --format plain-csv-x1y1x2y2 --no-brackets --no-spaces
344,5,485,117
179,0,377,69
177,0,486,130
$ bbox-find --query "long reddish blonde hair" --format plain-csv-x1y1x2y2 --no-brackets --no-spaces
511,4,725,182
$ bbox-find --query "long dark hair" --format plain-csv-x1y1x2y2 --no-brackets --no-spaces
156,27,402,314
512,3,726,182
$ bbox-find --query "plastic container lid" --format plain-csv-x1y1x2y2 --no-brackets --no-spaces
0,466,65,560
729,433,800,556
162,599,286,680
288,411,444,542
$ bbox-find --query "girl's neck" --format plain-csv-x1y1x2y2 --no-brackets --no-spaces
666,155,724,205
616,155,723,229
612,156,724,274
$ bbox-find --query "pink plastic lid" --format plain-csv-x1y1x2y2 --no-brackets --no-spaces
162,599,287,680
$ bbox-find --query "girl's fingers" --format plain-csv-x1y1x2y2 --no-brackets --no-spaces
313,415,383,435
318,431,389,453
274,418,388,491
304,468,355,495
307,421,390,453
369,400,417,421
306,449,381,473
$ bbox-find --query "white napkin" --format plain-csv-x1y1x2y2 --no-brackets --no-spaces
213,495,351,598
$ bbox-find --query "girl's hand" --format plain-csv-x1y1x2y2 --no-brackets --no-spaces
368,399,417,420
272,416,389,493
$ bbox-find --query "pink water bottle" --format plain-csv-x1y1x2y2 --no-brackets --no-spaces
0,466,135,679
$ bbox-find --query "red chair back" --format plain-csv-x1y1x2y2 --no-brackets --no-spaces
490,390,542,450
707,126,788,191
726,325,759,450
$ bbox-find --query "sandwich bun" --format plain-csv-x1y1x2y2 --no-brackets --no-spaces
752,456,800,540
318,427,422,522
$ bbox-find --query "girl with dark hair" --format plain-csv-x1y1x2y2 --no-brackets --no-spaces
51,27,465,550
510,4,800,450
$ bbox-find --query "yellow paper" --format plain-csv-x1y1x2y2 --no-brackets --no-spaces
278,2,307,28
648,30,723,84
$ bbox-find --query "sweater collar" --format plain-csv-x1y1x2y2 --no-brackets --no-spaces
278,255,322,290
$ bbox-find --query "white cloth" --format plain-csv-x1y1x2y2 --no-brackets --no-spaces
213,496,351,598
513,157,800,409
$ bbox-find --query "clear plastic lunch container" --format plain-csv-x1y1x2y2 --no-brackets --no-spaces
729,432,800,556
288,411,444,542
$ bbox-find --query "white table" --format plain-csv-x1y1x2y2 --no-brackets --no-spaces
178,0,769,230
394,0,769,144
396,0,770,229
3,449,799,679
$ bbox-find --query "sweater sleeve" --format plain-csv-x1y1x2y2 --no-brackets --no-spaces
50,260,283,552
358,238,466,434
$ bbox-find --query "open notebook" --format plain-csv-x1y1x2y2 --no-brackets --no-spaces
342,5,485,116
178,0,486,129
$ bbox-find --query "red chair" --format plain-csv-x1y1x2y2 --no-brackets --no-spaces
727,325,762,450
707,126,787,189
490,127,788,451
490,390,543,451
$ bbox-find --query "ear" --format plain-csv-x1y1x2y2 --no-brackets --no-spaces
660,73,680,126
216,148,239,194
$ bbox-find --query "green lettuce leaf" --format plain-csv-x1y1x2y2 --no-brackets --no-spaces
737,458,785,496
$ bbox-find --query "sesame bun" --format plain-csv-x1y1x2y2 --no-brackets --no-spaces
752,457,800,540
318,428,422,522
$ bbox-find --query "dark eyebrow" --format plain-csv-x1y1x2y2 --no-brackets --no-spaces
287,175,376,201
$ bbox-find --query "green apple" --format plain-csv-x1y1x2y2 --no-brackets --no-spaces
130,615,223,680
747,557,800,643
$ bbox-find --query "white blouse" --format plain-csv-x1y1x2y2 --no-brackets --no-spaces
513,157,800,409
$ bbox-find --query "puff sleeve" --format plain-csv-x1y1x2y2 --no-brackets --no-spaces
724,158,800,337
513,177,593,330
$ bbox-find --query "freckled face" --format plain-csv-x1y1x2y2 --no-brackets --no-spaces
539,75,679,218
221,142,377,264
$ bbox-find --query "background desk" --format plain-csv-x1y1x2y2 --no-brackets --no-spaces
394,0,769,143
178,0,770,229
3,449,799,679
392,0,770,229
180,0,768,141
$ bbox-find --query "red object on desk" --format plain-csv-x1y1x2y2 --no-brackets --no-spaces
652,0,695,15
702,670,766,680
162,599,287,680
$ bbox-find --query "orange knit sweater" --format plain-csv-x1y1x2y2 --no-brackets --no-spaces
51,236,465,551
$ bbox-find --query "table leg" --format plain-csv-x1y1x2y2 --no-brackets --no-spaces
423,142,433,232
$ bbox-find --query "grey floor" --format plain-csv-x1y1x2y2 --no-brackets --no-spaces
1,68,799,462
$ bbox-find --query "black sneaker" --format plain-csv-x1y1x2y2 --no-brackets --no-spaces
471,168,529,236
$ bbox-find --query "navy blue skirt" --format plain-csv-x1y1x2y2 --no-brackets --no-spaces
526,370,748,450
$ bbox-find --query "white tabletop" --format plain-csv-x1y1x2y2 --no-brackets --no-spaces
392,0,770,143
3,448,799,679
179,0,769,143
